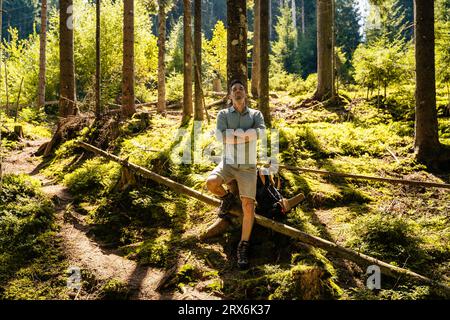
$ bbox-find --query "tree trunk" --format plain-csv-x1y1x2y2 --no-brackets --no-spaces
314,0,335,102
269,0,272,40
251,0,260,98
4,61,9,116
157,1,166,114
301,0,305,35
194,0,204,121
227,0,248,90
292,0,297,47
38,0,47,108
59,0,76,117
122,0,136,118
183,0,193,120
414,0,441,163
95,0,101,118
259,0,271,126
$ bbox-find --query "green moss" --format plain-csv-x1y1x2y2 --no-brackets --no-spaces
63,158,121,196
346,213,430,272
345,285,438,300
133,233,174,268
224,262,341,300
175,264,201,286
0,174,68,300
99,279,130,300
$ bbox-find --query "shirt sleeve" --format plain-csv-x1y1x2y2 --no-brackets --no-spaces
216,110,228,141
253,110,266,138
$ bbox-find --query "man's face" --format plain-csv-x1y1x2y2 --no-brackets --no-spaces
230,83,246,103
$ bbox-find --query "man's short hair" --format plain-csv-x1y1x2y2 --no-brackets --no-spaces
229,79,245,91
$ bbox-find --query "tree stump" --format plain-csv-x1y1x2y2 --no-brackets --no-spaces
115,166,136,191
14,125,24,139
213,78,222,93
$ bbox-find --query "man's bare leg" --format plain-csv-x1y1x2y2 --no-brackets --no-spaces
206,175,227,197
240,197,255,241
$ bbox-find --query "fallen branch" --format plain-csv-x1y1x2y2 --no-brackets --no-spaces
77,141,450,295
206,97,227,109
385,147,400,164
258,163,450,190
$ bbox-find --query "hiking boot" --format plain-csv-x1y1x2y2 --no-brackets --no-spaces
217,192,236,219
237,240,250,269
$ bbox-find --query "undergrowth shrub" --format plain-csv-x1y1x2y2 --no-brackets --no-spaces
0,174,67,299
63,158,121,196
346,214,430,272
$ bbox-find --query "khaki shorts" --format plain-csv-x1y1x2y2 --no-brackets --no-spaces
209,162,257,200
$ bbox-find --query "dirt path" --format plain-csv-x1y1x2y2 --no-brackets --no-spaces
3,139,217,300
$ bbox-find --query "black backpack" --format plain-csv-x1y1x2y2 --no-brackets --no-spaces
255,169,287,220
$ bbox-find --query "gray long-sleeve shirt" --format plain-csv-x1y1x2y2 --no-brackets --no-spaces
216,105,266,167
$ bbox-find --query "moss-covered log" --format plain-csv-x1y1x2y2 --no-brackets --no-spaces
77,141,450,295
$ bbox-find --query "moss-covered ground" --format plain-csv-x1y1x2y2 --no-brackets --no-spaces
1,90,449,299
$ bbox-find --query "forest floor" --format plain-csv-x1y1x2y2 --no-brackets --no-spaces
2,137,217,300
1,92,449,300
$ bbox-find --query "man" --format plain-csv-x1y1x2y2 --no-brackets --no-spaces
206,79,266,269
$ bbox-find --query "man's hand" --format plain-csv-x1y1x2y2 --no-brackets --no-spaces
234,129,257,143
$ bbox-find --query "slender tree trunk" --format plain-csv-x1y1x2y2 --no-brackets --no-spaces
251,0,260,98
314,0,335,102
95,0,101,118
301,0,305,35
38,0,47,108
183,0,193,120
259,0,271,126
5,62,9,115
414,0,441,162
227,0,248,90
122,0,135,118
269,0,273,41
59,0,76,117
157,1,166,114
292,0,297,47
194,0,203,121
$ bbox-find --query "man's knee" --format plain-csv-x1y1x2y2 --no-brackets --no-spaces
206,175,223,191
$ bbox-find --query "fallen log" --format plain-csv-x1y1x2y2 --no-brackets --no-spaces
258,163,450,190
77,141,450,295
206,97,227,109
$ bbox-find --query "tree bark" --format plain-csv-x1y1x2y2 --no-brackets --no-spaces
292,0,297,47
259,0,271,126
38,0,47,108
95,0,101,118
157,1,166,114
314,0,335,102
414,0,441,163
251,0,260,98
301,0,305,35
269,0,272,40
227,0,248,91
194,0,204,121
183,0,193,120
122,0,136,118
59,0,77,117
